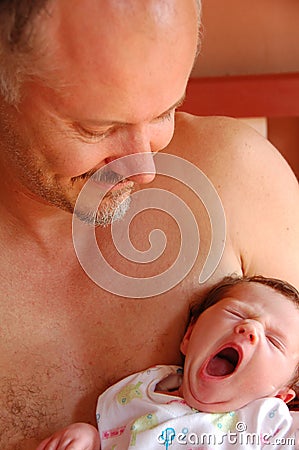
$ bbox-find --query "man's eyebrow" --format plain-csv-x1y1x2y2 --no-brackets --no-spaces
159,92,186,116
78,93,186,128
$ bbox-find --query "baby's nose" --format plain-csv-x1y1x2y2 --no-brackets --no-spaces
234,322,258,344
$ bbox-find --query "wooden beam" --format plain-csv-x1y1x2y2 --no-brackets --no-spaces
180,73,299,118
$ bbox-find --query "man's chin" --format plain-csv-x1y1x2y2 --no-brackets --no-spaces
74,195,132,227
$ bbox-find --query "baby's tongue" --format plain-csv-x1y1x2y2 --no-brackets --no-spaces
206,355,234,376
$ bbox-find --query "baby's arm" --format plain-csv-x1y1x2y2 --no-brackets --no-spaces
36,423,100,450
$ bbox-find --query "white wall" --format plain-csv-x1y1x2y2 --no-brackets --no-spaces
193,0,299,77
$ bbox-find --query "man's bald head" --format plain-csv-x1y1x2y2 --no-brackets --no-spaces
0,0,201,104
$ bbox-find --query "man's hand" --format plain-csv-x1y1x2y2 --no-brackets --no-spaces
36,423,100,450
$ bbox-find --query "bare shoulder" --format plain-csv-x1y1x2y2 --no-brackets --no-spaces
171,113,296,183
169,113,298,213
167,113,299,289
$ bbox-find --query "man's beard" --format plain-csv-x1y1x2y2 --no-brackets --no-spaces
13,156,134,226
71,168,135,227
0,111,135,226
73,184,133,227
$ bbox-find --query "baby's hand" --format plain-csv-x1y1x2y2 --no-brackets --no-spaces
36,423,100,450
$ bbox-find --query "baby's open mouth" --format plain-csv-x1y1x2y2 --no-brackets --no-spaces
205,347,240,377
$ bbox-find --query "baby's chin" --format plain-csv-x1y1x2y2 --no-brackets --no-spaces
187,396,252,414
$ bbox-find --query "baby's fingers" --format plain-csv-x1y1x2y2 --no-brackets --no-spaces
36,423,100,450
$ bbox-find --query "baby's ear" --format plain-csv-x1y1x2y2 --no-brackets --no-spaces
275,388,296,404
180,324,194,355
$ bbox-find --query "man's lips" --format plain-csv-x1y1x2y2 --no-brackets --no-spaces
201,344,242,379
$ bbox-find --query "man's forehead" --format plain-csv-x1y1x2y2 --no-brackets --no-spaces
47,0,197,32
33,0,198,124
41,0,197,71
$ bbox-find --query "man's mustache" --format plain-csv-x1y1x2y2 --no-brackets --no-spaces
71,168,125,185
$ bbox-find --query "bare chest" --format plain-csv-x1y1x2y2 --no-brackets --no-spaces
0,207,240,448
0,259,191,448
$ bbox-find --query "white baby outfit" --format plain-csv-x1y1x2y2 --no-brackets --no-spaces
96,365,299,449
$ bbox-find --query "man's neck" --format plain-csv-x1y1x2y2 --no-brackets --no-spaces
0,179,73,244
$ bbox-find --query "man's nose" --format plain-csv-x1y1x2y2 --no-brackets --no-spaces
234,322,259,344
106,123,163,184
106,151,156,185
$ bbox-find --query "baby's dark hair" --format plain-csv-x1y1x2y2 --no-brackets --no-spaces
190,275,299,324
189,275,299,390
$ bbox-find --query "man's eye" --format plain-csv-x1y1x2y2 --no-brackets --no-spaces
81,128,110,140
74,123,113,141
160,111,173,122
154,110,174,123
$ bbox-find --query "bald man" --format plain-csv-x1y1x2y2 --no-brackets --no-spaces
0,1,298,448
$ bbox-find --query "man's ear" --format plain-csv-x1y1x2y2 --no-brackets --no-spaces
275,387,296,404
180,323,194,355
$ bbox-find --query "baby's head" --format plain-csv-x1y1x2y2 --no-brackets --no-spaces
179,275,299,413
